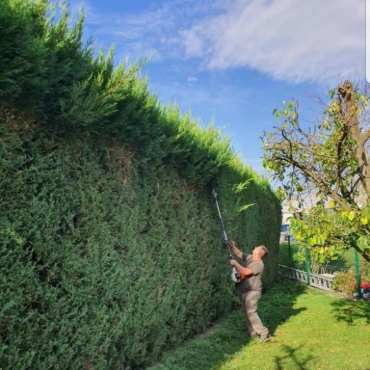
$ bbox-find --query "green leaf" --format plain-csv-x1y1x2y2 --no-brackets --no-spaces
309,236,317,246
235,179,252,193
238,203,255,213
317,236,325,245
2,300,16,312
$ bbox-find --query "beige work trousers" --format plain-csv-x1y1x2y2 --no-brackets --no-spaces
240,290,268,337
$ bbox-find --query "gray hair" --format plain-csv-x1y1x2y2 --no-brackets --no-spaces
260,246,269,258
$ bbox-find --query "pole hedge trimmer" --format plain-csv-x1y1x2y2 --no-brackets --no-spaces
211,187,242,283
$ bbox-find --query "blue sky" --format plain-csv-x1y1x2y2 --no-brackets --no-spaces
69,0,365,175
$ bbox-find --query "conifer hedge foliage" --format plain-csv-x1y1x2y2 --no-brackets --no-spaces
0,0,281,368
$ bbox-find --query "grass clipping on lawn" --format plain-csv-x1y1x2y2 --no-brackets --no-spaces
149,279,370,370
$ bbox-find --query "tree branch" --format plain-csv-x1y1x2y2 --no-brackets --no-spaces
361,128,370,145
273,153,352,211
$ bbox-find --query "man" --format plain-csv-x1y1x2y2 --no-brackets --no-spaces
228,241,270,342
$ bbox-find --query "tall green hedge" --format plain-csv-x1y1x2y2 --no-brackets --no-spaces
0,1,281,369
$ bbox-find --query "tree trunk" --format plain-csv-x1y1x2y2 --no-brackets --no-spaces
338,81,370,201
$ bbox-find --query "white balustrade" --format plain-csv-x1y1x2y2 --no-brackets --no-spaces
279,264,334,292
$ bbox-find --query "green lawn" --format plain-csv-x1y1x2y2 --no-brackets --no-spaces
147,280,370,370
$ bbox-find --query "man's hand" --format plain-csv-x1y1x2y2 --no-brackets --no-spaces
229,259,253,277
229,259,237,266
228,241,243,259
228,241,236,249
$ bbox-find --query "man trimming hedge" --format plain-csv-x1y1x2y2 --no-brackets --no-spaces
228,241,270,342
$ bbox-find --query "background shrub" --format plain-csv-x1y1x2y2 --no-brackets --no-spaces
331,271,357,295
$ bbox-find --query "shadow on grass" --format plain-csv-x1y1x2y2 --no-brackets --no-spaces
330,298,370,325
274,344,314,370
146,279,307,370
259,278,307,336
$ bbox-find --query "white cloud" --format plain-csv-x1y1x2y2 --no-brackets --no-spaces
69,0,213,61
68,1,174,60
180,0,365,83
187,76,198,82
70,0,365,84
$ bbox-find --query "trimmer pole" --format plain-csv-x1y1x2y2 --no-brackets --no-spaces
211,187,241,282
211,188,232,258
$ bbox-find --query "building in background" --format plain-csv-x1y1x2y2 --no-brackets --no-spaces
280,204,293,243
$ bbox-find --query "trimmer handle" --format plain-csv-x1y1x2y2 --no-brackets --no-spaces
224,240,233,259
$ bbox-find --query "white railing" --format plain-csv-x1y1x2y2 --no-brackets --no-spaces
279,264,334,292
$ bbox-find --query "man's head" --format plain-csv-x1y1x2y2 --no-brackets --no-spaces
252,245,269,260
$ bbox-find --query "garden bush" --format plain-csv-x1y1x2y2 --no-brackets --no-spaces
331,271,358,295
0,1,281,369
